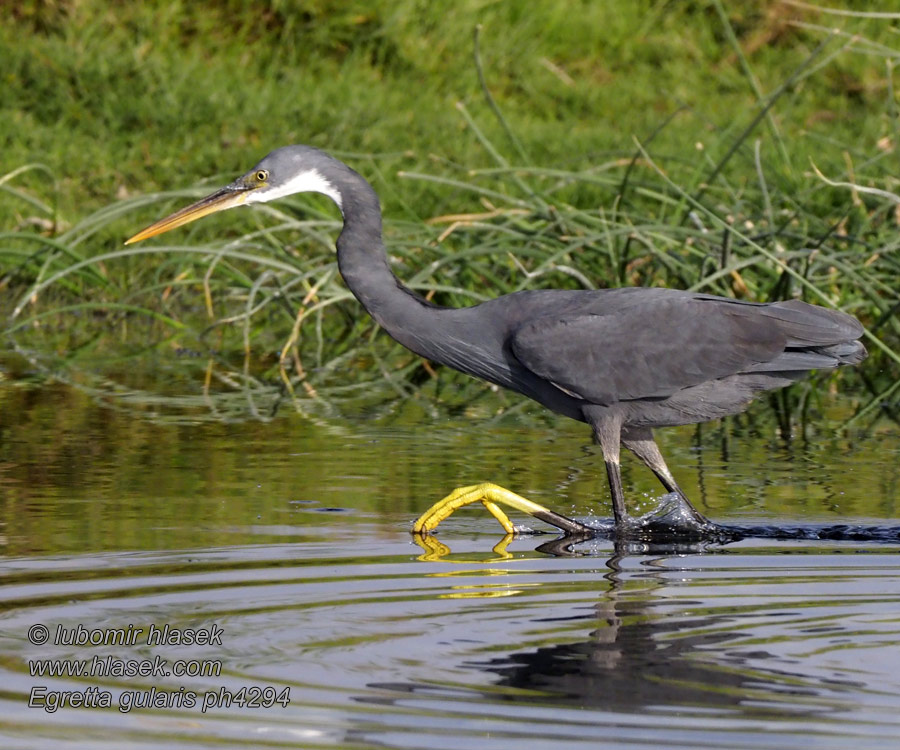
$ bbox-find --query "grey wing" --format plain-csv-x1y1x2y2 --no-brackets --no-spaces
510,297,786,405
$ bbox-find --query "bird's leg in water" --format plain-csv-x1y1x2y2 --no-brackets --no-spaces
622,427,714,528
412,483,592,536
591,414,629,528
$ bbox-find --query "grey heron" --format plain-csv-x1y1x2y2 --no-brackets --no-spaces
126,145,867,537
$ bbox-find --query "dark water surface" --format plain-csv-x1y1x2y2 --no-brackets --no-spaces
1,364,899,749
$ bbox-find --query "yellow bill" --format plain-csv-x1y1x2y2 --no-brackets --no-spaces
125,187,249,245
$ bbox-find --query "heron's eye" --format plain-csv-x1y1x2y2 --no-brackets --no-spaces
255,169,268,183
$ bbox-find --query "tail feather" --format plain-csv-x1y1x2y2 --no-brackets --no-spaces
758,299,864,346
733,300,867,374
816,339,868,365
742,340,867,373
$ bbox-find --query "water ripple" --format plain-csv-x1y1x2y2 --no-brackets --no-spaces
2,531,900,749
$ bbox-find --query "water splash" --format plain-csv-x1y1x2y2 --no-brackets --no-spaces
548,491,900,552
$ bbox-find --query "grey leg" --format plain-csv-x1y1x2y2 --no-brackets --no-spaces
586,409,628,528
622,426,711,525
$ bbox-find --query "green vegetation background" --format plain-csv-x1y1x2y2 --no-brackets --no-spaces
1,0,900,548
1,0,898,420
3,1,897,221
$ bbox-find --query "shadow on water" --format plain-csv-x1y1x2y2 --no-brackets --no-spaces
370,576,859,717
473,605,825,715
529,520,900,558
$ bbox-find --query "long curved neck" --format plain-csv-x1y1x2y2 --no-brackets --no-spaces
323,158,576,415
330,165,440,353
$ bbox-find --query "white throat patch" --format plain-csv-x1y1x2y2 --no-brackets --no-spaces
245,168,343,211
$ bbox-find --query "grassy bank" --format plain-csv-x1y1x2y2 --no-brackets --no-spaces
2,0,899,424
3,1,899,224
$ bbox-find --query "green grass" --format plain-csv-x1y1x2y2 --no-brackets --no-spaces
3,0,899,223
2,0,899,425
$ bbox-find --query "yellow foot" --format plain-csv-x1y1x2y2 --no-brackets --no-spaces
411,483,592,536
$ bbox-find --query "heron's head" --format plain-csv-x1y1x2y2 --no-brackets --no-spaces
125,145,342,244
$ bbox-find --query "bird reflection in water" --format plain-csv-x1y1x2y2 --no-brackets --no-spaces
363,557,863,721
